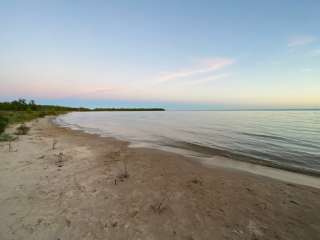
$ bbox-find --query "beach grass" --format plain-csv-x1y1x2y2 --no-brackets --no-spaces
0,133,16,142
1,110,60,125
0,110,68,143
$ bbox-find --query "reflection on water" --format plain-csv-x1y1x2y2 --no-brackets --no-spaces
56,110,320,175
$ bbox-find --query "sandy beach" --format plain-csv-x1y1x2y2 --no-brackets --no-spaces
0,117,320,240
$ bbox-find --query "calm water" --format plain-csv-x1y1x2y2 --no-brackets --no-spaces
56,111,320,175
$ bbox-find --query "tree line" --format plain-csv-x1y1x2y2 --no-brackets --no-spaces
0,99,165,112
0,99,87,112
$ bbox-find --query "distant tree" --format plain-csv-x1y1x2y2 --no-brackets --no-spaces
9,98,28,111
18,98,26,105
29,100,37,110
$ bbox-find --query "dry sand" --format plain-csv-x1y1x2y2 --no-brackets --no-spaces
0,117,320,240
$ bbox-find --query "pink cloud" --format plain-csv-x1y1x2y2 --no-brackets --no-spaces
158,58,235,81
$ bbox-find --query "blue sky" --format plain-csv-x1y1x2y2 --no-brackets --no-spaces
0,0,319,109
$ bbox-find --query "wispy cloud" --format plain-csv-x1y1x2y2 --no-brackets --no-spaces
158,58,235,82
288,35,316,47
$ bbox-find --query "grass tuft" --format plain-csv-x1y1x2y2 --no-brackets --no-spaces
15,124,30,135
0,133,16,142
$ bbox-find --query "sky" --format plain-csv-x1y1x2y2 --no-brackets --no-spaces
0,0,320,109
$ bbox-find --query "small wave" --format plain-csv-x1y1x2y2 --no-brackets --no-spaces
240,132,286,141
165,141,320,177
239,131,320,149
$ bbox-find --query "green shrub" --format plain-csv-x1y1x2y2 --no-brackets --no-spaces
38,111,47,118
0,115,9,134
0,133,16,142
15,124,30,135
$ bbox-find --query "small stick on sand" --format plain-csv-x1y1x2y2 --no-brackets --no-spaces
52,139,57,150
8,141,12,152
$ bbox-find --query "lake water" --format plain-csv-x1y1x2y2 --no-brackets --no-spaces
55,111,320,176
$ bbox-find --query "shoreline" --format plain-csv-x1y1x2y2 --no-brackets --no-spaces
54,117,320,189
1,117,320,239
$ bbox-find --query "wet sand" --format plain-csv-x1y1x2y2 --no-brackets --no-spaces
0,117,320,240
